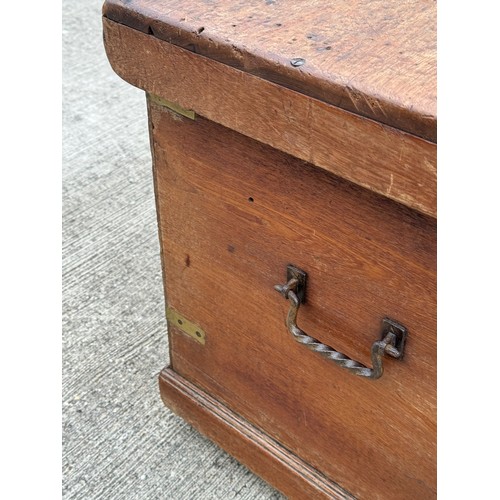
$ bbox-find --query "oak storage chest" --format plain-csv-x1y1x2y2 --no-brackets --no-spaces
103,1,436,498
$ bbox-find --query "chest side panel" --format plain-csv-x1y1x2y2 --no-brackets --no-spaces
150,100,436,499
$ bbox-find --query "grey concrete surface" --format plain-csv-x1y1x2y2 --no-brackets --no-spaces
62,1,284,498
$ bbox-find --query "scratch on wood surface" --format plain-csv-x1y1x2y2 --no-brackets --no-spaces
399,142,405,162
423,158,437,178
307,98,314,164
345,85,361,112
373,96,388,118
387,173,394,195
362,94,377,115
281,96,293,125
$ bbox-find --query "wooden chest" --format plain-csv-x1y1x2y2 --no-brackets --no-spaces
103,1,436,498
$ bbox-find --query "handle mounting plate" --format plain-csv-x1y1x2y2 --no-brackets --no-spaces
381,317,408,360
286,264,307,304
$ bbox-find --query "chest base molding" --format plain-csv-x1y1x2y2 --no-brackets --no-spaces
159,366,353,500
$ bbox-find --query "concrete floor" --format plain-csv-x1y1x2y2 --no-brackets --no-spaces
62,1,284,498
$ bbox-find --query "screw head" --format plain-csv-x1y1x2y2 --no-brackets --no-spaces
290,57,305,67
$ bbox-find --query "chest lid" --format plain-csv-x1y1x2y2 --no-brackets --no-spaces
103,0,436,217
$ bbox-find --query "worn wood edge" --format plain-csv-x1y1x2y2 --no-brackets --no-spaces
103,18,436,218
159,366,355,500
145,98,172,368
102,1,436,142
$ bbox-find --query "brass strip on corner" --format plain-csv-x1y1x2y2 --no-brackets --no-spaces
166,307,206,344
148,93,196,120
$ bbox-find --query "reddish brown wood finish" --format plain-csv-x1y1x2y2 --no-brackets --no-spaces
102,4,437,497
103,19,436,218
149,101,436,499
159,367,354,500
103,0,436,142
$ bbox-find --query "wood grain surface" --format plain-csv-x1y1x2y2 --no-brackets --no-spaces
150,101,436,499
103,0,436,141
103,18,436,218
159,367,354,500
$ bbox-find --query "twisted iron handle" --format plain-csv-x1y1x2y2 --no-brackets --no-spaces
274,270,407,379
